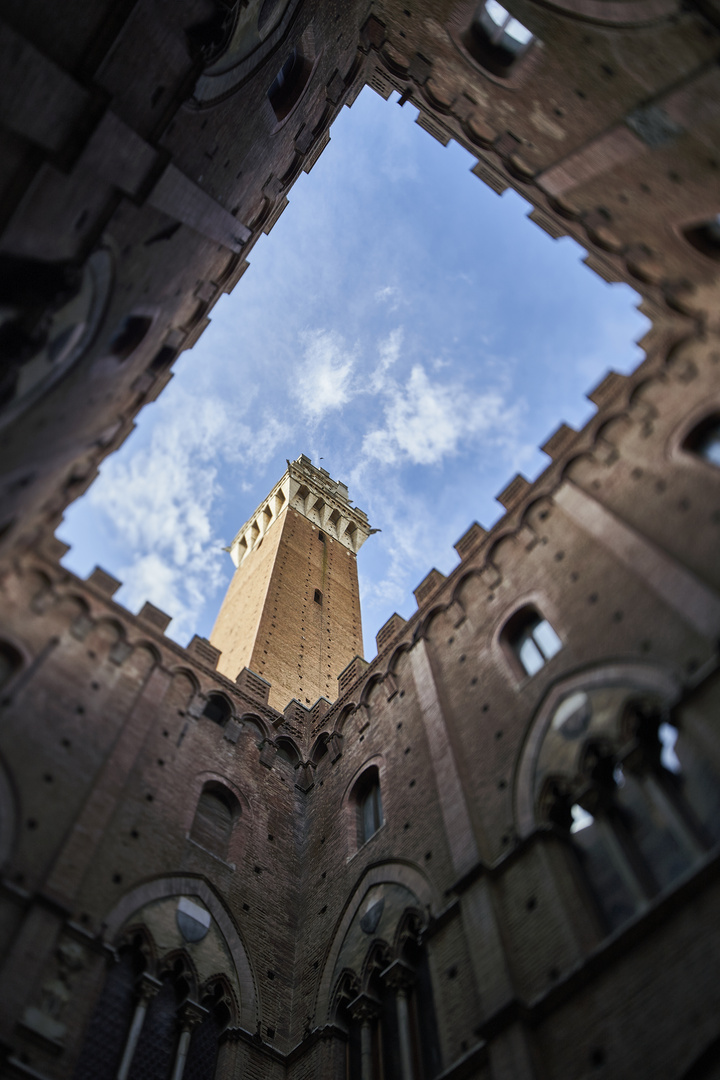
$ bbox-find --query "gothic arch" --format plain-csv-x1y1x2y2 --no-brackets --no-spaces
103,876,258,1030
315,860,438,1025
514,660,682,837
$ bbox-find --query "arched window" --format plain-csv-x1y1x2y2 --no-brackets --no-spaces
683,216,720,261
0,641,22,693
267,46,312,121
190,783,239,860
683,414,720,466
540,691,717,935
503,607,562,676
202,694,232,726
464,0,535,76
353,767,384,846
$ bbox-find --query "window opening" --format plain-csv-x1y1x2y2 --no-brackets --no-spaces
318,531,325,543
267,47,312,121
355,770,383,845
191,783,238,859
465,0,535,76
683,414,720,466
202,694,231,726
314,589,322,604
683,215,720,261
504,609,561,676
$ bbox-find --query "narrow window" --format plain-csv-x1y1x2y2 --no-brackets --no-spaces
0,642,22,691
314,589,322,604
683,414,720,466
465,0,534,76
190,783,239,859
353,768,384,845
318,531,325,543
503,608,561,676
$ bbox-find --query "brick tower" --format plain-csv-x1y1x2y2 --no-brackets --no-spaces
210,455,371,710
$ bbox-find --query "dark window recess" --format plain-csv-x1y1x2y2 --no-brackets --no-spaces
267,48,312,121
318,531,325,543
355,768,383,845
0,641,22,691
202,694,231,725
108,316,153,360
314,589,322,604
190,783,239,858
148,346,177,374
683,216,720,261
73,950,139,1080
683,414,720,467
464,0,534,76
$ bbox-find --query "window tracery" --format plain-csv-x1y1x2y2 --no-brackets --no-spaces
502,606,562,676
537,688,719,933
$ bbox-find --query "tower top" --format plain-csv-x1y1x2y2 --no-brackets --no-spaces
227,455,371,568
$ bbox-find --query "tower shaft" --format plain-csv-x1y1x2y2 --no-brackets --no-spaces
210,456,370,710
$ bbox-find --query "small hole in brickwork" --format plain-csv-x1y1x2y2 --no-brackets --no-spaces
498,779,507,789
539,509,549,520
404,822,410,830
404,747,411,754
482,704,489,713
254,865,262,874
526,896,537,911
471,677,477,685
87,650,96,659
43,773,53,783
678,498,690,511
448,636,454,645
589,593,598,604
319,905,327,915
601,63,614,76
495,730,503,739
447,966,458,979
131,829,139,839
501,834,509,845
268,834,274,841
612,610,623,622
321,871,326,878
112,873,122,884
640,640,651,652
576,88,587,98
91,681,100,690
146,793,154,802
359,735,364,742
27,818,37,830
656,480,667,492
76,705,85,714
243,903,250,911
397,722,403,729
61,737,71,748
590,1048,606,1067
554,551,564,561
313,960,319,969
320,836,326,844
631,467,643,479
267,1027,275,1039
459,654,466,662
424,851,432,861
163,730,169,737
409,779,416,788
267,970,275,980
399,690,405,698
570,572,578,582
157,758,164,766
178,709,184,716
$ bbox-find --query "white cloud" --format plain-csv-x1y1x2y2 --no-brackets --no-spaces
361,363,517,468
370,327,403,392
374,285,401,312
295,329,357,421
87,386,286,640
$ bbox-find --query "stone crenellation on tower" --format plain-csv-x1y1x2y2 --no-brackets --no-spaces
210,454,371,711
1,0,720,1078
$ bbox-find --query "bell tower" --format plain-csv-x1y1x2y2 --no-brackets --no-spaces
210,455,372,711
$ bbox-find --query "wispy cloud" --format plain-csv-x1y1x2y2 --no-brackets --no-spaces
360,363,519,468
295,329,357,421
87,387,285,639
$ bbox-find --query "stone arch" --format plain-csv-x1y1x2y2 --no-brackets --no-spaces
333,701,359,735
129,639,163,667
275,735,300,764
158,947,200,999
103,876,258,1030
167,665,201,695
359,672,385,709
237,711,269,740
315,860,438,1025
513,660,682,838
310,731,330,764
386,641,413,677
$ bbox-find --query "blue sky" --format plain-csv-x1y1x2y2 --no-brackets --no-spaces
58,86,649,661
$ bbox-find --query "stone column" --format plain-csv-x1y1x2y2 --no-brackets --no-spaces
381,960,416,1080
170,1000,208,1080
116,974,162,1080
349,994,380,1080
